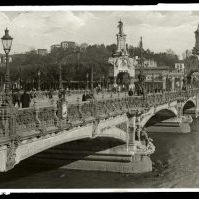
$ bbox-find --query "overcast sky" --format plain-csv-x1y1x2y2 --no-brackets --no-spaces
0,10,199,58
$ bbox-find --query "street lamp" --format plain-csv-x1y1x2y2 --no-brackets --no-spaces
38,70,41,91
86,73,89,90
102,75,105,89
1,28,13,106
59,64,63,89
91,64,94,94
137,36,146,98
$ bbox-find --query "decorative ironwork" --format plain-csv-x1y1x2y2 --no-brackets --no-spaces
116,122,128,132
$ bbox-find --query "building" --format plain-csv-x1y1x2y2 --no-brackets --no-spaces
135,66,170,92
50,44,61,52
37,49,48,56
61,41,76,49
174,62,185,73
143,59,157,68
80,43,88,50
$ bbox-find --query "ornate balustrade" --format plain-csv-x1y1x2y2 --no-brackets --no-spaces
0,88,198,144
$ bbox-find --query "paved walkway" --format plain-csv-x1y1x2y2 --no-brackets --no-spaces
29,92,129,108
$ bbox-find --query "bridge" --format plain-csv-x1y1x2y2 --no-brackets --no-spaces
0,88,199,173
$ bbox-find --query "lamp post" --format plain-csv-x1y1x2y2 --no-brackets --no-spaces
59,64,63,89
102,75,105,89
137,36,146,98
91,64,94,94
1,28,13,106
86,73,89,90
38,70,41,91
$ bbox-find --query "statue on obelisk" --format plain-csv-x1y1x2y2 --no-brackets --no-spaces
118,20,123,35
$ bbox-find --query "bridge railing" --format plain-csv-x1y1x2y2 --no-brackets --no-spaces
0,88,199,143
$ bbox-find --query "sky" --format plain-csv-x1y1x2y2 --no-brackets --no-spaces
0,10,199,58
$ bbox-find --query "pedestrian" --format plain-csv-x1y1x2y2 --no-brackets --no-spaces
128,88,134,96
11,90,15,105
82,91,87,101
21,90,31,108
14,89,21,108
62,88,66,100
58,89,62,99
49,89,53,99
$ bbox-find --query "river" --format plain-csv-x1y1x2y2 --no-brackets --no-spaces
1,118,199,189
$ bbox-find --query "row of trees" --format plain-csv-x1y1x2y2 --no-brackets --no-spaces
0,43,180,90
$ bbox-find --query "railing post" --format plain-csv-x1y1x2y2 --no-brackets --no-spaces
57,95,68,120
196,93,199,118
33,100,41,128
52,99,59,127
0,104,17,139
127,113,136,152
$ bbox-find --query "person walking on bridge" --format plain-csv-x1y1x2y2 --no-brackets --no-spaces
21,90,31,108
14,89,21,108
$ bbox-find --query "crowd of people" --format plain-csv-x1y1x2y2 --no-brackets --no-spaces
82,90,94,101
12,89,32,108
11,88,56,108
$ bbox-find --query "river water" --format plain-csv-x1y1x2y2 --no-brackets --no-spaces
1,118,199,189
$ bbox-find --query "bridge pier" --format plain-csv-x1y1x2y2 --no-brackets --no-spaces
195,93,199,118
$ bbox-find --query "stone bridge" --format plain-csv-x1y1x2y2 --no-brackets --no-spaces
0,88,199,173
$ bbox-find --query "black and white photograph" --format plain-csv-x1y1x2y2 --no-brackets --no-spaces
0,5,199,191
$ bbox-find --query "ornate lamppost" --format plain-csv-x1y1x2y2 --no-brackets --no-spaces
38,70,41,91
86,73,89,90
91,64,94,94
137,36,146,98
102,75,105,90
1,28,13,106
59,64,63,90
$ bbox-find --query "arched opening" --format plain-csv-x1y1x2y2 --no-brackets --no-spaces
183,100,195,114
144,109,176,128
116,72,130,91
21,137,126,171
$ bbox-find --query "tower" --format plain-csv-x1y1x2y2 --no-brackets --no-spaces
108,20,136,88
116,20,128,56
192,24,199,55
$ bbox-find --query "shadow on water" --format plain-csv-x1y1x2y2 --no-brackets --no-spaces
0,137,129,188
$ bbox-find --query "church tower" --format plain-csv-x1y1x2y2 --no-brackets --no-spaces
116,20,128,56
192,24,199,55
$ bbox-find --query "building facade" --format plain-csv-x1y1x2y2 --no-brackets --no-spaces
144,59,157,68
50,44,61,52
61,41,76,49
175,62,185,73
37,49,48,56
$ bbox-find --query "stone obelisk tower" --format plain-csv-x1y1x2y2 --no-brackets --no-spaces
108,20,136,90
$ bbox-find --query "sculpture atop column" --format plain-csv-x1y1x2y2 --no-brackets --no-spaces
192,23,199,56
116,20,128,56
118,20,123,35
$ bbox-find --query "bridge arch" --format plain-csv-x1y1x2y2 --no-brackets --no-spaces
182,99,196,114
141,108,177,128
